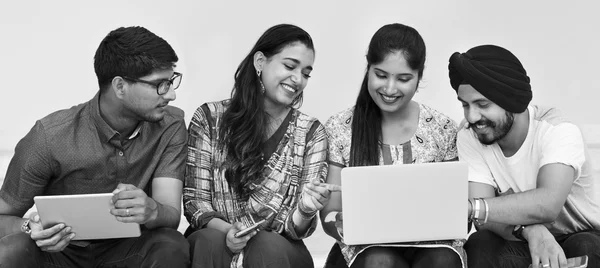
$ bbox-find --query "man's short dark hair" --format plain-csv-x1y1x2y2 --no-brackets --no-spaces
94,26,178,92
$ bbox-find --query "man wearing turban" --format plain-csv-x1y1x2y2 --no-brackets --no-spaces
449,45,600,268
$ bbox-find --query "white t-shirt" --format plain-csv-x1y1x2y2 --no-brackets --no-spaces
457,105,600,235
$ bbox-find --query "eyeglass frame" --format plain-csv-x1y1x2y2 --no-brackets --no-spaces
121,72,183,95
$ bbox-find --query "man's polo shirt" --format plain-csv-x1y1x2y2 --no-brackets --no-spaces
0,93,187,213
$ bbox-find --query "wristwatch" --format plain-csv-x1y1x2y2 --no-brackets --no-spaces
512,224,527,241
21,219,32,234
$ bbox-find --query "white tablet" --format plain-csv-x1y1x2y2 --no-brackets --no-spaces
33,193,141,240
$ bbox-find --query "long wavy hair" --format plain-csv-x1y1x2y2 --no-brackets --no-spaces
219,24,314,198
349,23,426,167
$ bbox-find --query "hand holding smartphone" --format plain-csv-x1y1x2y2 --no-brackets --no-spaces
234,218,267,238
528,255,588,268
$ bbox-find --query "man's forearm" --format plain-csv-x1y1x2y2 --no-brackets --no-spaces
485,189,559,225
144,201,180,230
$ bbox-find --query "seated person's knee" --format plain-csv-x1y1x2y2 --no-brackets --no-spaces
144,228,189,257
244,231,286,256
465,229,499,249
187,228,227,252
415,248,461,267
561,232,600,257
351,247,403,268
150,227,187,245
0,232,41,266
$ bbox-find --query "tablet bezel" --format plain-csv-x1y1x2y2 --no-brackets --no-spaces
33,193,141,240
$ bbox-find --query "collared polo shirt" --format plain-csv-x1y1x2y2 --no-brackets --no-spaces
0,92,187,212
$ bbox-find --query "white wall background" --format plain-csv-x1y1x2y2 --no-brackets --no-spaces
1,0,599,152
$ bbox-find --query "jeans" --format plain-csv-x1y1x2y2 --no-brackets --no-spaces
466,229,600,268
351,246,461,268
323,243,462,268
187,228,313,268
0,227,190,268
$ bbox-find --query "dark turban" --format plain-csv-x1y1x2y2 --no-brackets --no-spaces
448,45,532,113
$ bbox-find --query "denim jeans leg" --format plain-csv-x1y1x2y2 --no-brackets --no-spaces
0,232,43,267
243,231,314,268
466,229,531,268
97,228,190,268
558,230,600,268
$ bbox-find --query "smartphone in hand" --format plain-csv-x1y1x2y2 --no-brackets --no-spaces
234,219,267,238
528,255,588,268
567,256,588,268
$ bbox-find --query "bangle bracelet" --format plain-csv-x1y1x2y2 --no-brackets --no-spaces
473,198,481,222
468,199,474,221
482,198,489,224
297,198,317,221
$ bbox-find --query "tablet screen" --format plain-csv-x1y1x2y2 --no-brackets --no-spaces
34,193,141,240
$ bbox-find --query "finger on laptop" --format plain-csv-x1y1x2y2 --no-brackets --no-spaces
321,183,342,192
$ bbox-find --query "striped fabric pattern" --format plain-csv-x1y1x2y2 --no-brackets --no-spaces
184,100,328,268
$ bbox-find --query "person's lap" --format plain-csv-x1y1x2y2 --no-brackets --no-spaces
187,228,314,268
0,227,189,268
466,229,600,268
244,230,313,268
350,246,461,268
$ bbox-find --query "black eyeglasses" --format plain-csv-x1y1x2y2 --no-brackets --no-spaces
122,72,183,95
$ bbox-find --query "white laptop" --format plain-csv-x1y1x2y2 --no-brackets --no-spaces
341,161,468,245
34,193,141,240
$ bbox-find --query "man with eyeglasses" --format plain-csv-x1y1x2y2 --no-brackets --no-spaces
0,26,190,267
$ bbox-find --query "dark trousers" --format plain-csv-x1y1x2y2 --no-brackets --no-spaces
324,243,462,268
466,229,600,268
0,227,190,268
187,228,314,268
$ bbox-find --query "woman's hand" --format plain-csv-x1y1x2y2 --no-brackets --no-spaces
300,181,342,214
225,222,258,254
334,211,344,238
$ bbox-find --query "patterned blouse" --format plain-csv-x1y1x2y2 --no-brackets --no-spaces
184,100,328,268
325,103,467,268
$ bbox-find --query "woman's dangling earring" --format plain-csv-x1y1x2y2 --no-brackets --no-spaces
257,69,265,94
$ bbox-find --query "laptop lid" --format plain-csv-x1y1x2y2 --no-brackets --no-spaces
341,161,468,245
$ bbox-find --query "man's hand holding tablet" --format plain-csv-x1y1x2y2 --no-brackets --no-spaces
110,183,158,225
25,212,75,252
34,192,141,241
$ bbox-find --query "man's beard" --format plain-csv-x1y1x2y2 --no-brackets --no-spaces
469,111,515,145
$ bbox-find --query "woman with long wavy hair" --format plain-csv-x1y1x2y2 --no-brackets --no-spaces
184,24,338,268
320,23,466,268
